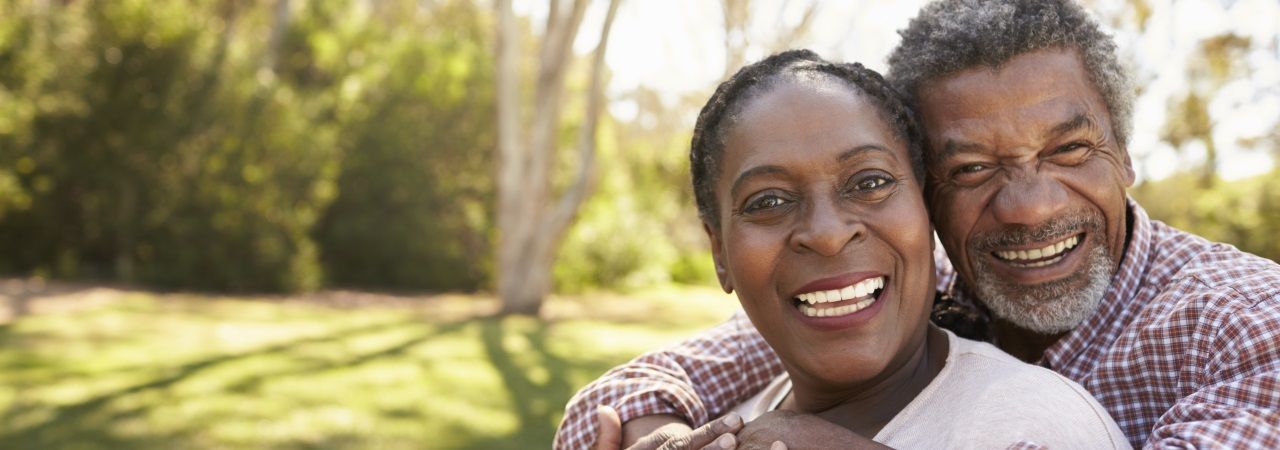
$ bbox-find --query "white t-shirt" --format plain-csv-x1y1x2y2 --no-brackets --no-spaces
730,328,1129,450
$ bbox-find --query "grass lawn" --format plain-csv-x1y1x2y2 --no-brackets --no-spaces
0,282,740,449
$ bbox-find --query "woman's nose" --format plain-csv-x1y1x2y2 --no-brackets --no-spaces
789,198,864,257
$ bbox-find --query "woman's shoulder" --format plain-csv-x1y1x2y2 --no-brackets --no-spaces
948,334,1074,386
893,330,1130,449
943,333,1097,406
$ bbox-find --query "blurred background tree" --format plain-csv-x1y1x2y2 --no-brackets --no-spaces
0,0,1275,295
493,0,621,315
0,1,1277,449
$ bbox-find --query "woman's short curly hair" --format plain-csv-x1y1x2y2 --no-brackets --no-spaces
690,49,925,226
887,0,1135,149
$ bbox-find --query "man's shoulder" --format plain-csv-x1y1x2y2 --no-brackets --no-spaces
1146,220,1280,307
1131,221,1280,349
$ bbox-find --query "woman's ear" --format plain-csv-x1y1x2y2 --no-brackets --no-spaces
703,222,733,294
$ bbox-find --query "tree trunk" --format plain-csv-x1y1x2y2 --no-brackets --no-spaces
265,0,292,72
494,0,622,316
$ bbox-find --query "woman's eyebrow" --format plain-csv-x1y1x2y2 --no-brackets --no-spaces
730,165,786,199
838,144,893,163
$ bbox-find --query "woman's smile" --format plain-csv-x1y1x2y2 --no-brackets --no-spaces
789,273,889,330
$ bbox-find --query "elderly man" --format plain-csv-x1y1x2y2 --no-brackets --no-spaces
555,0,1280,448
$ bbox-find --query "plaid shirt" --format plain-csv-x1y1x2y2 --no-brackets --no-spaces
554,200,1280,449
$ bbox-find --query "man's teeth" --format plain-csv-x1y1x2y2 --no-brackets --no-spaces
796,277,884,306
994,235,1080,265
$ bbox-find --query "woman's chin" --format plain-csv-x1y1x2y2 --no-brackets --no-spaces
790,348,893,388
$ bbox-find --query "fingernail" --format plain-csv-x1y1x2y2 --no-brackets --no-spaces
717,433,734,449
722,412,742,427
770,441,787,450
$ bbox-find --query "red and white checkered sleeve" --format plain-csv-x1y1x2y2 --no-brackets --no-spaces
553,311,783,450
1142,302,1280,450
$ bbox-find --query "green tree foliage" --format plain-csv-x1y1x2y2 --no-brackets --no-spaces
0,0,339,291
554,89,716,292
0,0,497,292
1133,169,1280,263
314,1,494,291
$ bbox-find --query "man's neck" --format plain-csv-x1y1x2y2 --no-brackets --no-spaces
993,318,1066,363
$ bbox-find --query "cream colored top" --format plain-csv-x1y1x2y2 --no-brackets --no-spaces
730,328,1129,450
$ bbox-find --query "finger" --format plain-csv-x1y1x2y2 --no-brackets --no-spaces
696,433,737,450
658,413,745,450
594,405,624,450
770,441,787,450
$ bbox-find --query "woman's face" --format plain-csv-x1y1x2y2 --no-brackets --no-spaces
708,78,936,389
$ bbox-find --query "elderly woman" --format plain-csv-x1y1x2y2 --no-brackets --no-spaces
590,49,1128,450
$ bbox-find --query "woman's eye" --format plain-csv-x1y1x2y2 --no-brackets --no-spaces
744,195,788,213
856,176,891,191
958,163,987,174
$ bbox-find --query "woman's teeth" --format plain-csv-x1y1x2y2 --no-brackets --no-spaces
799,298,876,317
994,235,1080,267
795,276,884,318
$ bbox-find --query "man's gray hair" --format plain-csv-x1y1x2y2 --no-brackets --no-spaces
887,0,1135,149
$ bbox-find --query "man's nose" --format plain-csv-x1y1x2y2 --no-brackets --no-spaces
789,197,864,257
990,172,1069,227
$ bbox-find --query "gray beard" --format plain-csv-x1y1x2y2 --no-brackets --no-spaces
971,243,1114,334
967,213,1117,335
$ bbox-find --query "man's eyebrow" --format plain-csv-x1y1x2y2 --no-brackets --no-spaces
730,165,786,200
938,140,986,161
1046,113,1091,140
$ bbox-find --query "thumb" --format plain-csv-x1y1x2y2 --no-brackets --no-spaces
770,441,788,450
594,405,624,450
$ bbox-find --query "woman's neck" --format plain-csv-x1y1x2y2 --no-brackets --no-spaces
782,325,949,438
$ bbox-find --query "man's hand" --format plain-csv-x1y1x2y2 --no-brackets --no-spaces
735,410,889,450
592,406,744,450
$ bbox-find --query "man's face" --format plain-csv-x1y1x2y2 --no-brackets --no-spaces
916,48,1135,334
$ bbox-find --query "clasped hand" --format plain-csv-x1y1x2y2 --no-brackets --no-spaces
593,406,861,450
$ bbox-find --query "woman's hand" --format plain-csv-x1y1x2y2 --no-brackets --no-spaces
735,410,890,450
593,406,744,450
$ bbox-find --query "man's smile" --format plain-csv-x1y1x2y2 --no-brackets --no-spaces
992,233,1083,268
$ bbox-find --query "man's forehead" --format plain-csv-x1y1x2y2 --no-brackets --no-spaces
916,48,1097,112
913,48,1112,149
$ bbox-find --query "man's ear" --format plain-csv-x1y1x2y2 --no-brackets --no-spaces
1121,148,1136,187
703,222,733,294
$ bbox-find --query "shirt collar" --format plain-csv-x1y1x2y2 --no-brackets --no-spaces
1039,197,1154,370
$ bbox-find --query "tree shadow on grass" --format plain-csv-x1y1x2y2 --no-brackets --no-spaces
0,317,426,449
472,318,575,449
221,320,470,394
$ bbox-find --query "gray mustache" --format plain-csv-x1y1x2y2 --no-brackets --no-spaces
970,212,1103,250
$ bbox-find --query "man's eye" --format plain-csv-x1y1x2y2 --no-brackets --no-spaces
949,163,995,185
1048,142,1093,166
1054,142,1089,154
